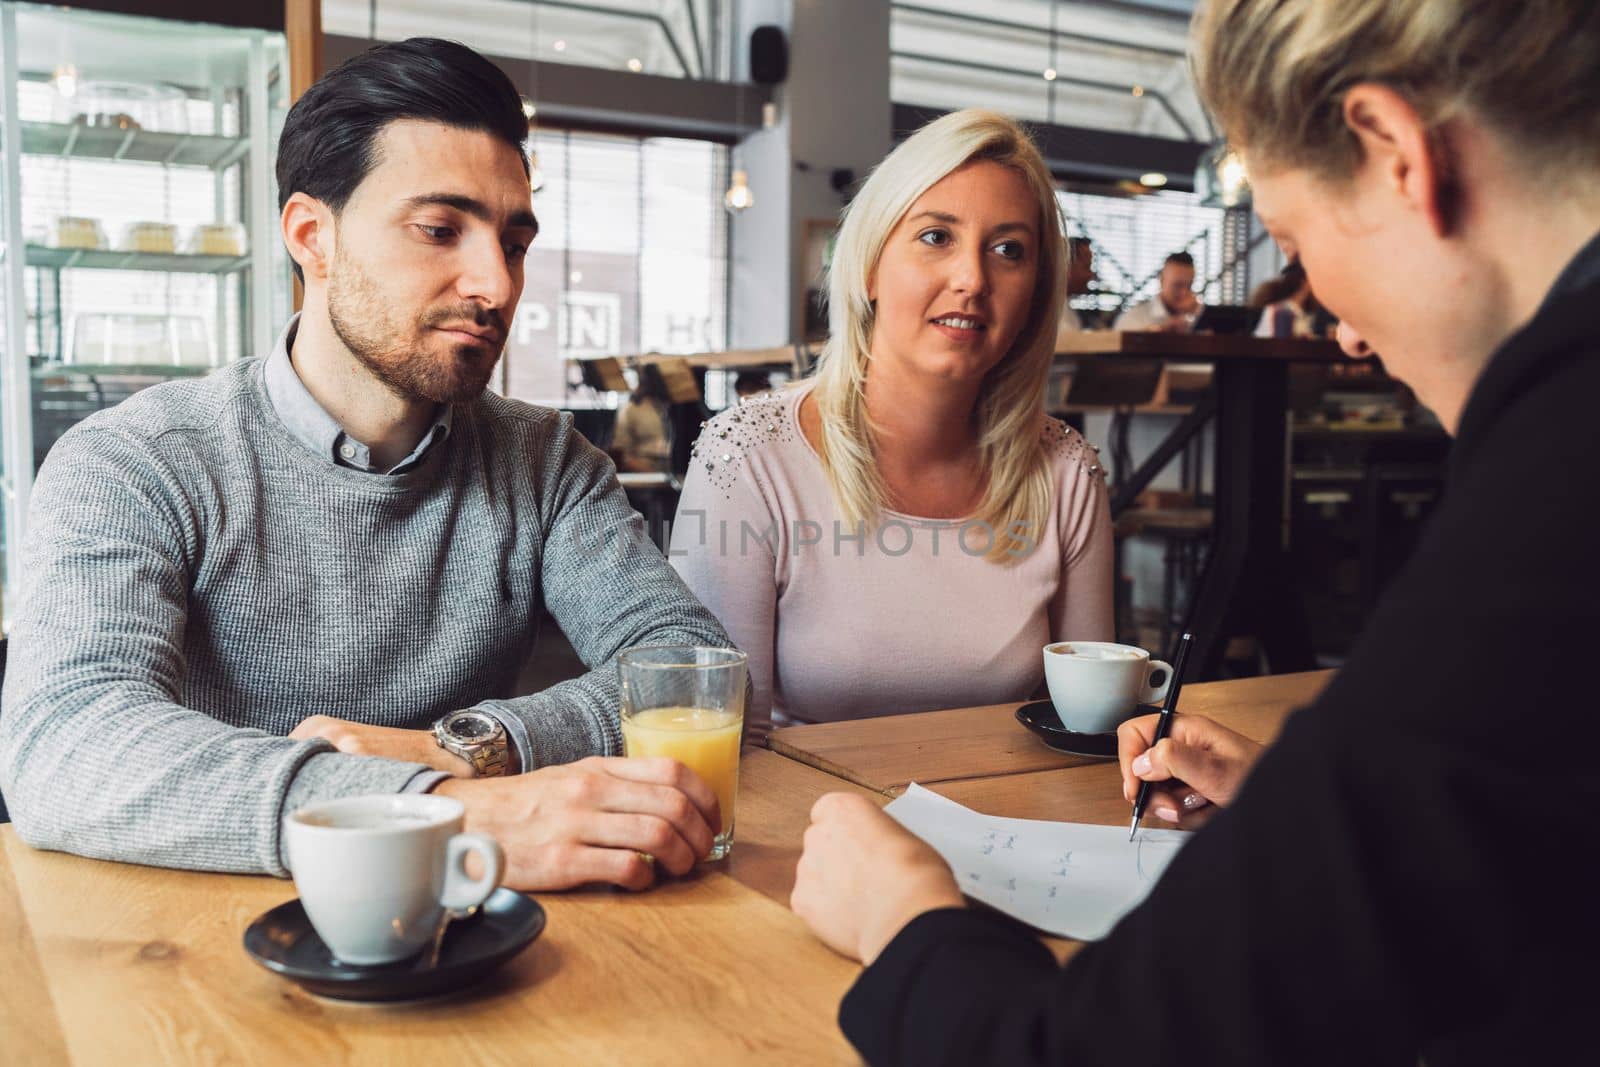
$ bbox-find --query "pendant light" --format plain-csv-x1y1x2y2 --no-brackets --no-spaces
1196,142,1251,208
723,169,754,212
724,66,754,214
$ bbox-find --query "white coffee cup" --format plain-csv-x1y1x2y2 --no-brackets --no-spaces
284,794,504,966
1042,641,1174,734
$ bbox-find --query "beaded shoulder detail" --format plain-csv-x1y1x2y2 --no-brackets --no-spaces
1040,416,1107,481
687,392,797,495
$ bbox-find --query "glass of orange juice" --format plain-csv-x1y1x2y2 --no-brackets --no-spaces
617,646,747,861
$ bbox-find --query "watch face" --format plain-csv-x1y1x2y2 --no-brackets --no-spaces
447,713,495,743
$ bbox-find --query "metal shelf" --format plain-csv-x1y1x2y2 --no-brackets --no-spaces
33,362,212,379
25,245,251,274
20,120,249,169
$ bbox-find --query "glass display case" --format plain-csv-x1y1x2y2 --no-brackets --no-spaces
0,2,290,606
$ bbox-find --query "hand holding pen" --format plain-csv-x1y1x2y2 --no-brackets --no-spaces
1120,638,1264,834
1129,633,1192,839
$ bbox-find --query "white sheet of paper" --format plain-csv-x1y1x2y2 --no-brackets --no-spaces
884,783,1192,941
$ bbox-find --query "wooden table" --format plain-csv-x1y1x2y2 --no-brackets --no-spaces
3,677,1322,1063
769,670,1331,795
1,751,876,1066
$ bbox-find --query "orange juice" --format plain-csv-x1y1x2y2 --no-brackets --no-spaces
620,705,742,858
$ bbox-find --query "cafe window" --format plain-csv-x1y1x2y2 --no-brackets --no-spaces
500,128,729,407
1056,188,1228,320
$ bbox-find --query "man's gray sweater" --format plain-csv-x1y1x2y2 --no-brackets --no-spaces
0,355,731,875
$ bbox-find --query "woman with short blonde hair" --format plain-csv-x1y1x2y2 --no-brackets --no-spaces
788,3,1600,1063
672,108,1113,743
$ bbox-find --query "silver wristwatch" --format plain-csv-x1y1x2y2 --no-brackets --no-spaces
432,709,510,778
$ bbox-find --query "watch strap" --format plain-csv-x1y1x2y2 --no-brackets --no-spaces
433,713,510,778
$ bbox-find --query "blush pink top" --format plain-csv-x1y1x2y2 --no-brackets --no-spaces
669,382,1114,744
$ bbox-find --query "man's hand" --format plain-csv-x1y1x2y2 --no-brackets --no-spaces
1116,713,1263,830
791,793,965,965
435,756,720,892
289,716,474,777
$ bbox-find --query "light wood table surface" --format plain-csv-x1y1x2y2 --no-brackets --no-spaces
768,670,1332,795
1,750,875,1067
3,677,1330,1064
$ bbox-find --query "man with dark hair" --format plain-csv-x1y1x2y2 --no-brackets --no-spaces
1114,249,1203,332
733,371,771,400
0,38,731,890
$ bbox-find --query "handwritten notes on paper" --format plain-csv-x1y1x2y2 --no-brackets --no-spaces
884,784,1192,940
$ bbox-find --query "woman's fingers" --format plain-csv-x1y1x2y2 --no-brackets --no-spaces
1150,738,1225,792
1119,714,1263,809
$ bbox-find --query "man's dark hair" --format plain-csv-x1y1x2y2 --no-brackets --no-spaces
276,37,529,278
635,364,672,404
1164,251,1196,269
1067,236,1093,260
733,371,771,396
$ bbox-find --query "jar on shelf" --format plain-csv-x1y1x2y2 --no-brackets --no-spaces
49,216,107,250
119,222,178,254
185,222,248,256
58,79,189,134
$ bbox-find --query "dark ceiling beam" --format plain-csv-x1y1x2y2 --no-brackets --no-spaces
52,0,282,30
324,35,769,143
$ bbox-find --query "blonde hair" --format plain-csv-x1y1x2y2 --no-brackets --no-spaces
1193,0,1600,181
811,108,1067,563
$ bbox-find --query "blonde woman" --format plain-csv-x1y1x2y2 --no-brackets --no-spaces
791,1,1600,1063
670,109,1113,744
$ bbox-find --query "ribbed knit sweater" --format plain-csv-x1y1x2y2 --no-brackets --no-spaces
0,353,731,876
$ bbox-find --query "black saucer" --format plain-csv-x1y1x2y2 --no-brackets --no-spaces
1014,700,1159,759
243,887,545,1002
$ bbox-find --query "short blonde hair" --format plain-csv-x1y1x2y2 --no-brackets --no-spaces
811,108,1067,563
1194,0,1600,180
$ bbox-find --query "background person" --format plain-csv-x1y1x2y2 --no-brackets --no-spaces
733,370,772,401
612,364,674,473
670,109,1114,746
1113,250,1201,331
789,0,1600,1062
1250,258,1322,337
1057,236,1098,333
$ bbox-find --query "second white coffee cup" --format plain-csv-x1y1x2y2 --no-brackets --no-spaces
284,793,504,966
1043,641,1173,734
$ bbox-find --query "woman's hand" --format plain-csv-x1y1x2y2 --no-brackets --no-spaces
1117,713,1263,829
791,793,965,965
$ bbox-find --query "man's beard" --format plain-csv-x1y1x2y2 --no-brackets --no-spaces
326,245,507,405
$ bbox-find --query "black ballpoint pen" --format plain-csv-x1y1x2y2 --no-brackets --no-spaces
1129,631,1194,840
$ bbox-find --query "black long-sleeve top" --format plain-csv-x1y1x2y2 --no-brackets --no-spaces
841,233,1600,1066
